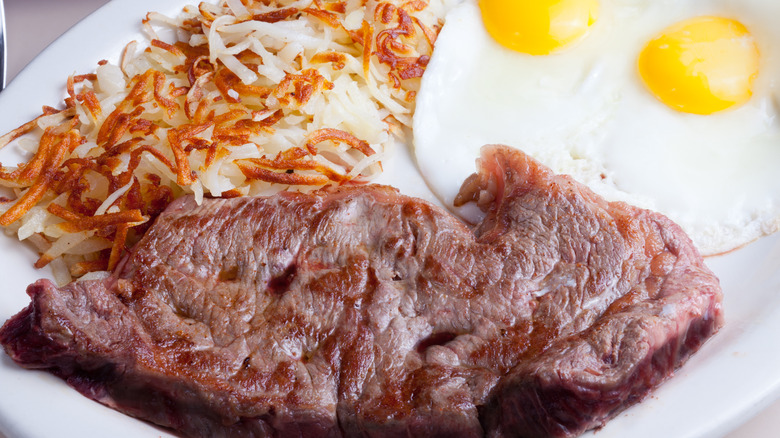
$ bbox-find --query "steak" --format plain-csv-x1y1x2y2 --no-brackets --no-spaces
0,145,723,437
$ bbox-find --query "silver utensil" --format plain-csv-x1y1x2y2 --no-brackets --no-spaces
0,0,6,90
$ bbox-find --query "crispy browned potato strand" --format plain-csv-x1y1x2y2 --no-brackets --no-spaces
0,0,448,284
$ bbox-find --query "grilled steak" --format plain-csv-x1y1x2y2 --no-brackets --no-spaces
0,145,723,437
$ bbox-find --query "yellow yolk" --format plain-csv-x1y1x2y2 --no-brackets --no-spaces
638,17,760,115
479,0,598,55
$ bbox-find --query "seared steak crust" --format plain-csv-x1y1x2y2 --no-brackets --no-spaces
1,145,723,437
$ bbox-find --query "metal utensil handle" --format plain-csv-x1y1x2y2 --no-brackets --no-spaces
0,0,6,90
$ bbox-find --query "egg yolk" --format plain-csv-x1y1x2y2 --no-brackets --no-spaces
479,0,598,55
638,17,760,115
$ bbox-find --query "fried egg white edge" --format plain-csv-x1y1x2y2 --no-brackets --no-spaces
413,1,648,226
413,0,780,256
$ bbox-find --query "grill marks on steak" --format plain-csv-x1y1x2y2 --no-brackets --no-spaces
0,145,723,437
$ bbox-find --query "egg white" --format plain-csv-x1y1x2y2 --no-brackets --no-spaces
413,0,780,255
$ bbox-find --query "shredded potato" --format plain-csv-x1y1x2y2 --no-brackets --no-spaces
0,0,453,285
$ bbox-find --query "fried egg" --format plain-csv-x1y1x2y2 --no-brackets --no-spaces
413,0,780,255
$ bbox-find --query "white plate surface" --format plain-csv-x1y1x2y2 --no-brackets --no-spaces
0,1,779,437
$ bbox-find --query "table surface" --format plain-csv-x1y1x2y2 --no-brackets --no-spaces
2,0,780,437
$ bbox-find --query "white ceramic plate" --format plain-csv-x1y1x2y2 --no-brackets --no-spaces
0,1,779,437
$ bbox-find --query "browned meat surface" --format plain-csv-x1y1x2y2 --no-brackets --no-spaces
0,145,723,437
